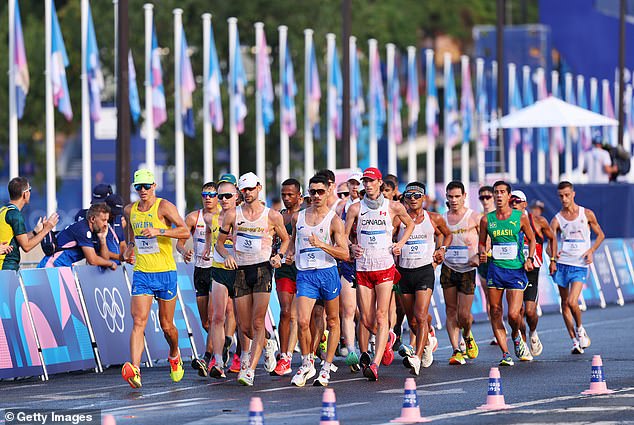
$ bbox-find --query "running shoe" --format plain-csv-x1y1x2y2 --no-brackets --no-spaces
121,362,142,388
398,344,415,358
264,338,277,373
499,352,514,366
428,327,439,352
273,355,292,376
319,330,329,353
530,332,543,357
237,368,254,386
206,357,217,376
209,364,226,379
459,337,466,355
363,362,379,381
291,360,316,387
490,337,499,346
421,345,433,368
464,331,479,359
577,327,591,349
449,350,466,365
223,336,233,366
571,339,584,354
513,336,532,361
381,330,397,366
191,358,208,377
345,351,361,372
392,336,402,352
359,351,372,369
168,353,184,383
403,354,421,376
369,335,376,355
228,354,241,373
313,367,331,387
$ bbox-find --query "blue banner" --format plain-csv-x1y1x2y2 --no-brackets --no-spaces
0,271,44,379
176,263,207,356
591,247,620,306
605,239,634,302
19,268,96,374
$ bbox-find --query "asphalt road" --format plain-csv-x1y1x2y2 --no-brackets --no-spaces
2,303,634,425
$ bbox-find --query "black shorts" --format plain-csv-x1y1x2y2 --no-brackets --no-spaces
477,259,489,279
193,266,212,297
440,264,476,295
212,267,237,298
397,264,435,294
524,269,540,303
234,262,273,298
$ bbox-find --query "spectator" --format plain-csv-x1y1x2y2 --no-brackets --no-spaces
38,203,117,269
75,183,113,221
0,177,59,270
584,139,617,183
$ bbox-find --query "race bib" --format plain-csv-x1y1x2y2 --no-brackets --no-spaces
563,239,585,257
446,246,469,264
523,244,529,258
492,242,518,260
135,236,159,255
299,247,326,269
235,232,262,253
402,240,428,259
359,230,390,249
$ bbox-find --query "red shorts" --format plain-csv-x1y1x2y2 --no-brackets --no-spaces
276,277,297,294
356,265,400,289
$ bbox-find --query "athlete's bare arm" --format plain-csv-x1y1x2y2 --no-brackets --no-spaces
335,200,345,218
520,213,536,272
430,212,452,263
176,211,197,263
309,214,350,261
121,204,135,264
537,215,557,274
141,200,189,240
216,209,237,269
391,201,414,256
284,212,299,263
344,202,362,258
478,214,489,263
269,209,290,269
583,208,605,265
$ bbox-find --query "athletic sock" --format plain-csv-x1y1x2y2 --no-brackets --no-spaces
214,354,223,366
203,352,212,362
322,361,332,372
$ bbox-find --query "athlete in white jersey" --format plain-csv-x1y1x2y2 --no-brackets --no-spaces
344,167,414,381
550,181,605,354
441,181,481,365
287,173,350,387
396,182,452,375
215,172,290,386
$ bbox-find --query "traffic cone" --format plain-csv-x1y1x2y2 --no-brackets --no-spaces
581,355,615,395
248,397,265,425
319,388,340,425
391,378,429,423
477,367,512,410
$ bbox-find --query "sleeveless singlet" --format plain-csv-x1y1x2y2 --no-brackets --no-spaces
487,209,524,269
356,198,394,272
522,212,544,268
555,206,592,268
234,206,272,266
398,210,435,269
443,209,478,273
193,210,214,268
130,198,176,273
212,211,235,270
295,209,338,271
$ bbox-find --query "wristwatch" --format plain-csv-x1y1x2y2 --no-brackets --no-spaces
527,256,535,263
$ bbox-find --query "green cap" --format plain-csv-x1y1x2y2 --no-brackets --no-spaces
133,169,155,185
218,173,237,185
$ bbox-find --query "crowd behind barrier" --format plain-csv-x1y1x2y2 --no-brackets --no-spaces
2,239,634,380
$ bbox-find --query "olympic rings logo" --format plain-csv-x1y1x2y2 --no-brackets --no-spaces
94,287,125,333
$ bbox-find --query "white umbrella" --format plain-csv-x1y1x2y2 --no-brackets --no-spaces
499,96,619,129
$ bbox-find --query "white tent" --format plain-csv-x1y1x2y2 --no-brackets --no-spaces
499,96,619,129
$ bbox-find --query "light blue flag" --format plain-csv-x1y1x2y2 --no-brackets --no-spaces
128,50,141,123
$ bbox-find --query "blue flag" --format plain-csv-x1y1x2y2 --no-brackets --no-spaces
128,50,141,123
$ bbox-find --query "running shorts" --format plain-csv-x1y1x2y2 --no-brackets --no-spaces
487,262,528,291
524,268,540,302
234,261,273,298
356,265,400,289
296,266,341,302
440,264,476,295
276,277,297,294
193,266,212,297
212,267,237,298
397,264,435,294
552,263,588,288
132,270,178,301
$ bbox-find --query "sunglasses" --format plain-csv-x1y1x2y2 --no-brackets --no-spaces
23,186,32,193
479,195,493,201
404,192,423,200
309,188,327,196
218,193,235,200
337,191,349,199
134,183,153,191
201,191,218,198
241,187,257,193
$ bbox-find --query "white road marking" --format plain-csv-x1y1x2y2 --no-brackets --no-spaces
378,376,488,394
256,377,367,392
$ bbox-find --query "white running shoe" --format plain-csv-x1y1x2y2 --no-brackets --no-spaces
422,345,434,368
264,339,277,373
577,327,591,349
458,337,466,354
530,332,543,357
571,339,584,354
404,354,421,376
313,367,331,387
237,368,254,386
291,360,316,387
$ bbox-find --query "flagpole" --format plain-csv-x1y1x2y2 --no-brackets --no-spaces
350,36,358,171
81,0,91,207
461,55,470,188
425,49,436,197
551,70,560,183
536,67,546,184
443,52,452,186
228,17,239,177
8,0,18,179
624,84,632,154
254,22,266,198
45,0,56,218
173,8,186,217
476,58,485,184
564,72,574,180
144,3,155,175
202,13,213,183
279,25,290,184
368,39,378,168
407,46,417,183
522,66,532,183
507,63,517,183
304,29,315,185
602,79,612,145
326,33,336,171
386,43,397,176
576,75,586,175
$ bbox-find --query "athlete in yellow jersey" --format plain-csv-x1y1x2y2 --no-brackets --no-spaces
120,169,190,388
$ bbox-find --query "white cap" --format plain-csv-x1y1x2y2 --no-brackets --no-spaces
238,172,261,190
348,172,362,184
510,190,527,202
